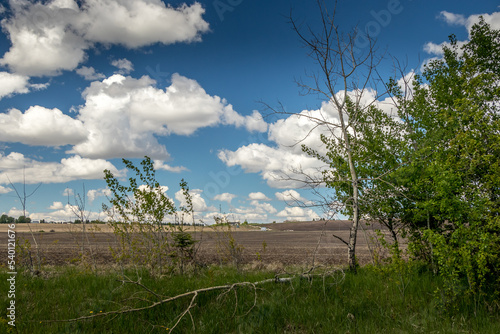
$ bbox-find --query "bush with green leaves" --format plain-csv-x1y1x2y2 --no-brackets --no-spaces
103,156,197,275
392,18,500,309
424,220,500,312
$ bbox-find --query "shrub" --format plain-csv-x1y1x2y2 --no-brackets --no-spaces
103,156,197,276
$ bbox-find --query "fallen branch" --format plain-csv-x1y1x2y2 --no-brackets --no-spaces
42,269,344,333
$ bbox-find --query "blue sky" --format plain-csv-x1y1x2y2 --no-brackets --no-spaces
0,0,499,223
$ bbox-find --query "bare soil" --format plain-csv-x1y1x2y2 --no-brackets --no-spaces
0,221,397,267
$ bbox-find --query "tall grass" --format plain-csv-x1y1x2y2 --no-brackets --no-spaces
1,264,499,333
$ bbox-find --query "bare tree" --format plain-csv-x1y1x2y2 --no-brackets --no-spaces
8,167,42,272
268,0,402,270
68,183,98,271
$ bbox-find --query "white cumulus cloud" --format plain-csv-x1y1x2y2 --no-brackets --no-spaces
76,66,106,80
0,71,48,99
70,73,266,159
29,203,103,222
248,192,271,201
276,207,320,221
49,201,64,210
219,143,324,188
439,11,467,26
0,0,87,76
225,206,268,224
0,0,209,76
218,89,401,189
213,192,237,204
218,102,337,189
275,189,311,205
153,160,188,173
439,10,500,32
7,207,26,218
175,188,214,213
423,40,467,57
87,188,112,204
63,188,74,197
0,185,12,194
75,0,209,48
223,109,268,133
0,106,88,146
425,11,500,57
111,58,134,74
0,71,29,98
0,152,124,185
249,200,277,214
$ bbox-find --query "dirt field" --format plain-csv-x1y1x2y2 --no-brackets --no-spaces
0,221,396,267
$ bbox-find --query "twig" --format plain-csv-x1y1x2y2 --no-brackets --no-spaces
116,278,164,301
332,233,348,246
168,292,198,333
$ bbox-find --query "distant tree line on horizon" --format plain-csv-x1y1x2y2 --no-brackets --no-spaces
1,214,31,224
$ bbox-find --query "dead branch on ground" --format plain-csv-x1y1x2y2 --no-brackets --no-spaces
42,268,345,332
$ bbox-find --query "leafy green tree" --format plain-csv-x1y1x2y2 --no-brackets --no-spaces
304,99,408,252
0,214,15,224
16,216,31,224
399,18,499,232
397,18,500,308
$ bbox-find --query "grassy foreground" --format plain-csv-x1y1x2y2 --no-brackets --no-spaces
1,264,500,333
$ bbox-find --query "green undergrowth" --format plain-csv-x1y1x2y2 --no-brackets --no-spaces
1,264,499,333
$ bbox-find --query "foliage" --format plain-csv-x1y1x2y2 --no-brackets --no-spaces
370,230,421,303
104,156,177,226
15,215,31,224
302,98,409,270
0,214,15,224
103,156,197,275
424,219,500,312
393,18,500,307
170,231,197,275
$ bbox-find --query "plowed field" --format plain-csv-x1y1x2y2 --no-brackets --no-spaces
0,221,399,267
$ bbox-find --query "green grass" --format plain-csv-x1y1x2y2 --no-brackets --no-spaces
1,264,499,333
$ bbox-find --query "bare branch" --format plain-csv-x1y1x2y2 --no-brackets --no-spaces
331,233,349,246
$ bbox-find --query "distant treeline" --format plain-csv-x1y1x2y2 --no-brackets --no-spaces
0,215,107,225
0,215,208,226
0,214,30,224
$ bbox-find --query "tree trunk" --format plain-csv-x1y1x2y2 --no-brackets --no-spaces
347,192,359,271
337,103,360,271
